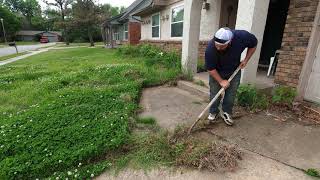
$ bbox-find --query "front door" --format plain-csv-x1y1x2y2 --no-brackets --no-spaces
305,41,320,103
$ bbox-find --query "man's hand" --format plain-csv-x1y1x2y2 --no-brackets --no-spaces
219,80,230,89
239,60,248,69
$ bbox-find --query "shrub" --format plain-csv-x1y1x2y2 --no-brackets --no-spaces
236,84,269,110
117,44,181,69
306,168,320,177
272,86,296,106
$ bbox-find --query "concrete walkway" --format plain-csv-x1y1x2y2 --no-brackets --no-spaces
0,48,51,66
0,43,55,57
119,86,319,180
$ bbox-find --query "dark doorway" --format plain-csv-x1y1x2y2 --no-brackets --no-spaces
259,0,290,68
219,0,238,29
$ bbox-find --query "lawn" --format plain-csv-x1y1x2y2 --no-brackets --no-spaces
0,41,40,48
0,46,181,179
55,42,104,47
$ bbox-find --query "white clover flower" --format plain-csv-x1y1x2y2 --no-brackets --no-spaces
159,52,164,56
59,160,62,163
67,171,72,175
0,145,4,148
78,163,82,167
74,174,78,178
74,169,78,172
90,174,94,178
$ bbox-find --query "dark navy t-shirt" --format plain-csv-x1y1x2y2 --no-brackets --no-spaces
205,30,258,79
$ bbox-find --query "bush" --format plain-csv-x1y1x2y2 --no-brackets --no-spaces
236,84,269,110
306,168,320,177
272,86,296,106
117,44,181,69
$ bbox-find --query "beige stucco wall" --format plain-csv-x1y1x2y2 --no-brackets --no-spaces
140,0,222,41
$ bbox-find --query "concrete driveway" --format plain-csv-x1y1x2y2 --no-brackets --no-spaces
0,43,55,57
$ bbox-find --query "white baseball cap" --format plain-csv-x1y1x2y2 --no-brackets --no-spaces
214,27,233,45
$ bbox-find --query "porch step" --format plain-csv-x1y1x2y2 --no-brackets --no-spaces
177,80,209,101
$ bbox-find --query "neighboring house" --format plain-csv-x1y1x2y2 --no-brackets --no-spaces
16,31,62,42
132,0,320,104
101,0,148,46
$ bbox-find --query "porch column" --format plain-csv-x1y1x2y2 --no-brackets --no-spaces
235,0,270,84
181,0,203,74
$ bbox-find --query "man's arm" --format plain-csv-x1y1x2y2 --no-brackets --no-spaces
240,47,257,69
240,31,258,69
208,69,230,89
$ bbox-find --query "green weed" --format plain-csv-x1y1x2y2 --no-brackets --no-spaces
272,86,296,106
136,117,156,125
306,168,320,178
236,84,269,111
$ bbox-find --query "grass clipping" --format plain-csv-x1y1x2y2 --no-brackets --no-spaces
170,126,242,172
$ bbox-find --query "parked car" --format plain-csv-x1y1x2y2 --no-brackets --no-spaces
40,36,49,43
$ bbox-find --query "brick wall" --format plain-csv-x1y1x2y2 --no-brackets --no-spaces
275,0,319,87
128,22,141,45
139,40,209,62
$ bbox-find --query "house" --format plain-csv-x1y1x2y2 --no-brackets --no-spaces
16,30,62,42
101,0,149,46
132,0,320,104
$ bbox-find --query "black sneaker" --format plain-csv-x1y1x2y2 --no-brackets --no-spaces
220,112,234,126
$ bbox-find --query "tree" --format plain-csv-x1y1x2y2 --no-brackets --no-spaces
0,6,21,41
100,4,124,17
72,0,101,46
44,0,74,45
20,0,41,25
3,0,24,13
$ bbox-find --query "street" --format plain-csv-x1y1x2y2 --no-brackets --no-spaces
0,43,55,57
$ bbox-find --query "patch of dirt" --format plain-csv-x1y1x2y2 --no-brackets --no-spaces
265,102,320,125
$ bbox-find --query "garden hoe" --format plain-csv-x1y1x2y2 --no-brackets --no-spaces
188,66,241,134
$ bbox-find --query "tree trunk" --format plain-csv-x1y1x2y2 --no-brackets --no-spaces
63,28,70,45
88,27,94,47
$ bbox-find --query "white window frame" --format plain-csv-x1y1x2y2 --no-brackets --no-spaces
113,32,119,41
151,12,161,39
123,23,128,40
170,4,184,39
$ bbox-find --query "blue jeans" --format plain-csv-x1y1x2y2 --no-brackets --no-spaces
209,72,241,114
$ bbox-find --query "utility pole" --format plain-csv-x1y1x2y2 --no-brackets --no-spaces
0,18,7,44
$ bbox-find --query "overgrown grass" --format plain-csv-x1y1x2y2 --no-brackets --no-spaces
0,47,180,179
0,52,29,61
136,117,156,125
236,84,269,111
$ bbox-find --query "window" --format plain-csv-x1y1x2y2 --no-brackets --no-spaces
124,23,128,40
171,5,184,37
152,13,160,38
113,32,119,40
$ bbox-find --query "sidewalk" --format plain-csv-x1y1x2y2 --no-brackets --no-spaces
121,86,319,180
